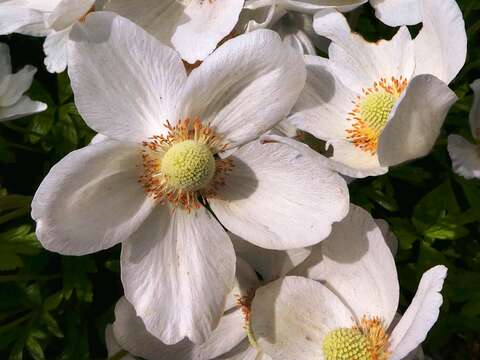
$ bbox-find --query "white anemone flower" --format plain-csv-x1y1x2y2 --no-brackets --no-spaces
0,0,98,73
108,242,312,360
103,0,244,64
31,13,349,345
251,205,448,360
239,0,367,55
287,0,465,178
0,43,46,121
447,79,480,180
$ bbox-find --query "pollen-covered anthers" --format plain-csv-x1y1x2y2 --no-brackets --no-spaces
353,316,390,360
346,76,408,155
236,289,258,347
139,118,233,211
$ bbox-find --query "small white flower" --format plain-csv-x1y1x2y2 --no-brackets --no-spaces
0,0,97,73
32,13,349,345
104,0,244,64
251,205,448,360
0,43,46,122
288,0,465,178
447,79,480,180
109,243,310,360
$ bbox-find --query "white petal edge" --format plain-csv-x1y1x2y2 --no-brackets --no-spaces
378,74,458,167
210,139,349,250
370,0,422,26
447,134,480,180
0,96,47,122
389,266,448,360
469,79,480,140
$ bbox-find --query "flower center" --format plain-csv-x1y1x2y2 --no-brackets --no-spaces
161,140,216,192
139,118,234,211
322,316,390,360
346,76,408,155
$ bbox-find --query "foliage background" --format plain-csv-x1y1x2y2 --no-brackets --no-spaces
0,2,480,359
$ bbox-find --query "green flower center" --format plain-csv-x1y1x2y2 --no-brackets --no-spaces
360,91,396,133
161,140,216,192
323,328,371,360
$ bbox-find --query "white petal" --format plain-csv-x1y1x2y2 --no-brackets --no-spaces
113,297,246,360
469,79,480,140
121,205,236,345
0,96,47,122
68,12,186,143
375,218,398,257
105,324,135,360
0,65,36,106
104,0,184,48
378,74,457,167
288,55,358,141
46,0,95,31
313,10,414,90
230,233,312,282
0,43,12,81
43,27,70,73
0,6,47,35
180,29,306,149
282,0,367,13
217,339,260,360
370,0,422,26
328,139,388,177
413,0,466,84
31,140,155,255
389,266,448,360
210,140,349,250
291,204,399,326
172,0,244,63
251,276,353,360
261,133,388,179
447,134,480,180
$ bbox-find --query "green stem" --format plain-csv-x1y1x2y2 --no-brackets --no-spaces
1,123,44,137
0,313,32,334
0,207,29,225
2,140,43,153
0,274,60,283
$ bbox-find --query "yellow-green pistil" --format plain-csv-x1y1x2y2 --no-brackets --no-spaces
347,76,408,155
323,328,370,360
161,140,216,192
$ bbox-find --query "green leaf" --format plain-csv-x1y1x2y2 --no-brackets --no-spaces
42,312,63,338
25,336,44,360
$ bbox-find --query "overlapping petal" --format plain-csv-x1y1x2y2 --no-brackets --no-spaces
210,140,349,250
180,29,306,149
68,12,187,143
31,140,155,255
121,205,236,345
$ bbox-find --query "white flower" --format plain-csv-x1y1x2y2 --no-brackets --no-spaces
103,0,244,64
105,324,135,360
239,0,366,55
0,0,97,73
448,79,480,179
288,0,465,178
0,43,46,121
109,243,311,360
251,205,448,360
31,13,349,345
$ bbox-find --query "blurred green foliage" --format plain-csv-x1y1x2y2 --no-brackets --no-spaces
0,2,480,359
